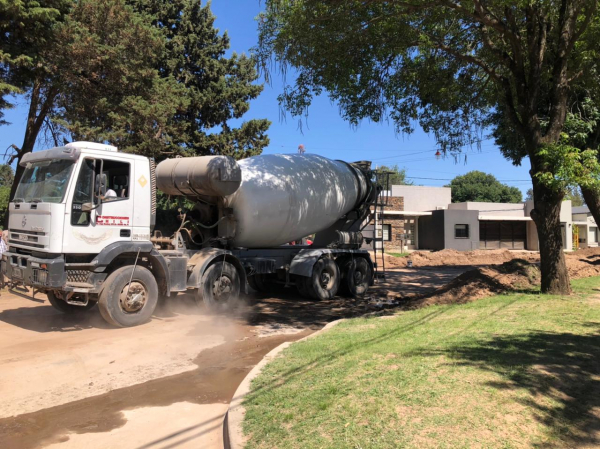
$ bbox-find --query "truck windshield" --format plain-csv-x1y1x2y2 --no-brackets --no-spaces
14,159,75,203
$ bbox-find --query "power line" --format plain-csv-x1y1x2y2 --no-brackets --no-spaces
403,176,530,182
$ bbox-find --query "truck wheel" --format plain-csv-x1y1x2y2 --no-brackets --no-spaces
296,277,315,299
248,274,269,292
47,291,96,314
201,261,240,311
341,258,372,298
305,258,340,300
98,266,158,327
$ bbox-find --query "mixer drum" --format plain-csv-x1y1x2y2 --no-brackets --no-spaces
225,154,368,248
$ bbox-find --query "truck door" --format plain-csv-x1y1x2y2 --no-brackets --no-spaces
64,157,134,254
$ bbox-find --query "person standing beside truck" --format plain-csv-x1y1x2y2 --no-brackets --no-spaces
0,230,8,289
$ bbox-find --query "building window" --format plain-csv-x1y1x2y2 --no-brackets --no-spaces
455,224,469,239
382,224,392,241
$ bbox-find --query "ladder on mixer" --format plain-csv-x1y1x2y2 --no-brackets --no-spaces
368,171,391,281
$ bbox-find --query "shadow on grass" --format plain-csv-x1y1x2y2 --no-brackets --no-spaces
427,330,600,447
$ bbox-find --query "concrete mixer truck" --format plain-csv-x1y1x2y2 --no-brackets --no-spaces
2,141,380,327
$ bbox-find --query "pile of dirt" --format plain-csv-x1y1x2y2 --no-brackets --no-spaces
566,250,600,278
396,259,542,308
378,248,600,311
385,249,539,268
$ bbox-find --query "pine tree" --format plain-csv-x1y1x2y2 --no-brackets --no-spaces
53,0,188,159
128,0,271,160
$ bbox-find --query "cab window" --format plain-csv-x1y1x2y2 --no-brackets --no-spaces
98,160,130,201
71,158,131,226
71,158,95,226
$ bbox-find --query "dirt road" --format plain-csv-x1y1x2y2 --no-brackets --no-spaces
0,266,465,449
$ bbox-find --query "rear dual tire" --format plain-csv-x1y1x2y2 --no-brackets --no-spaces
339,257,372,298
296,257,372,300
296,258,340,300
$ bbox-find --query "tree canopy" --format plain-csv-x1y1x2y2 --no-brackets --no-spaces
449,171,522,203
1,0,271,203
0,165,14,227
377,164,413,187
0,0,70,126
257,0,600,294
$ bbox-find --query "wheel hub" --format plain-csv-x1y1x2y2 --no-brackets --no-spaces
353,270,363,284
119,282,147,313
320,272,331,288
212,276,232,301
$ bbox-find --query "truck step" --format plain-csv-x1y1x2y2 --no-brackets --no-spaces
66,282,95,290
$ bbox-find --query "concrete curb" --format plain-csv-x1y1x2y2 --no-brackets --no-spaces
223,319,344,449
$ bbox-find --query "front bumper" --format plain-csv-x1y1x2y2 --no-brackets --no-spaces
3,251,66,288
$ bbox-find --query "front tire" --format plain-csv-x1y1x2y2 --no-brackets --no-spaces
47,291,96,314
200,261,241,312
98,266,158,327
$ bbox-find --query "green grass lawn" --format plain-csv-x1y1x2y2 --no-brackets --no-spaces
243,277,600,448
387,252,410,258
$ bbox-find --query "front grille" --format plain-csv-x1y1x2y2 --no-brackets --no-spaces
32,269,48,285
9,228,44,236
9,229,47,249
67,270,89,283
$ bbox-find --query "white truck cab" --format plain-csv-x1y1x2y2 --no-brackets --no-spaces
3,142,167,327
8,141,153,255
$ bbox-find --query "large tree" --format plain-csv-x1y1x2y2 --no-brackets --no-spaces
449,171,522,203
0,0,71,126
2,0,177,200
257,0,600,293
126,0,271,160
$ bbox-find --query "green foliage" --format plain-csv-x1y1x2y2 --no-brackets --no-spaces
124,0,271,160
449,171,522,203
257,0,600,175
154,191,196,236
535,138,600,193
0,165,14,225
376,164,413,187
52,0,187,159
0,0,71,125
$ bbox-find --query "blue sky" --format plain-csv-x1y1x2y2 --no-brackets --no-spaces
0,1,533,195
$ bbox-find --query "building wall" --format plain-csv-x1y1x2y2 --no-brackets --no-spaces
383,197,404,211
443,210,480,251
449,202,526,217
382,216,406,251
391,185,450,212
418,210,445,250
380,197,406,251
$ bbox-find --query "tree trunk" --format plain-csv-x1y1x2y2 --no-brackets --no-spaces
530,176,571,295
9,80,58,202
581,185,600,229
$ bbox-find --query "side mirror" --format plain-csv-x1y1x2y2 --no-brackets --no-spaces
82,202,95,212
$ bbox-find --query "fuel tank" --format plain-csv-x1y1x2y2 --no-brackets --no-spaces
156,155,242,198
224,154,368,248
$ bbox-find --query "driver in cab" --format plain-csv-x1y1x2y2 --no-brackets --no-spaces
97,175,117,202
